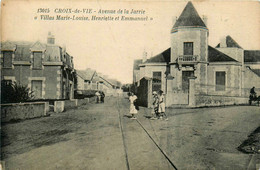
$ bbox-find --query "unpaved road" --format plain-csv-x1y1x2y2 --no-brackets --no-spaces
1,96,260,169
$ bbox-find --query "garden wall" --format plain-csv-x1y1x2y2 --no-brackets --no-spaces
1,102,48,122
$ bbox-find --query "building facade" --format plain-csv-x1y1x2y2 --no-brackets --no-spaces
1,33,76,100
133,2,260,107
76,68,122,94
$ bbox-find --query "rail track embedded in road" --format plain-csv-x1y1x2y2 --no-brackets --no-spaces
116,97,178,170
116,98,130,170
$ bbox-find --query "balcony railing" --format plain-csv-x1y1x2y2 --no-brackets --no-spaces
178,55,198,63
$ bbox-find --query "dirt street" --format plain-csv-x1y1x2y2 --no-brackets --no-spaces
1,96,260,170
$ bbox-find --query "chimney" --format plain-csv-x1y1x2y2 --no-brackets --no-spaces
202,15,207,26
142,50,147,63
47,32,55,44
220,36,227,48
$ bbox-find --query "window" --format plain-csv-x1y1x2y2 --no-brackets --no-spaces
33,52,42,69
152,72,162,92
3,52,13,68
216,72,226,91
184,42,193,55
31,80,43,98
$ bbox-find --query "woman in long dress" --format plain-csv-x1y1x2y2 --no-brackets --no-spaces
158,90,168,121
129,93,138,119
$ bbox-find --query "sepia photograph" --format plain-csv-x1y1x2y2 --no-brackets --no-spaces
0,0,260,169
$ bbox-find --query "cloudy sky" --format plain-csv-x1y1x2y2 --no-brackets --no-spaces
1,0,260,84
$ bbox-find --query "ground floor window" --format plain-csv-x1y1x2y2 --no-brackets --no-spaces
31,80,43,98
215,71,226,91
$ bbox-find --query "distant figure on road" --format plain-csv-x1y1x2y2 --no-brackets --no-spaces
100,91,105,103
150,91,159,120
158,90,168,121
250,86,257,100
95,91,101,103
129,92,138,120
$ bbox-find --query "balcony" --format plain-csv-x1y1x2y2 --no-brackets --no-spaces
177,55,198,63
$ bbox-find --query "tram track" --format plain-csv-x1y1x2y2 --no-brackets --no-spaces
116,97,178,170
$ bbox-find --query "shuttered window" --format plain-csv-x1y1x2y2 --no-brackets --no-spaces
184,42,193,55
216,72,226,91
33,52,42,69
3,52,13,68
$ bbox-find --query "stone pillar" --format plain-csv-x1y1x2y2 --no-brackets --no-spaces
54,101,64,113
189,77,197,107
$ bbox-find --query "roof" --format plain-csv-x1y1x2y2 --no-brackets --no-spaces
45,45,62,62
216,35,242,48
76,69,96,81
133,59,142,70
172,1,207,31
145,48,171,63
244,50,260,62
250,69,260,77
14,44,31,61
208,45,238,62
1,41,64,62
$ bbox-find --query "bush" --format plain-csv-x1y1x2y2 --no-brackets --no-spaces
1,81,33,104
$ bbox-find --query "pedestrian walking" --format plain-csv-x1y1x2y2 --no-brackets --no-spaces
129,92,138,119
100,91,105,103
150,91,159,120
158,90,168,121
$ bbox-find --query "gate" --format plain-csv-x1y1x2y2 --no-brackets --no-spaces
137,77,152,107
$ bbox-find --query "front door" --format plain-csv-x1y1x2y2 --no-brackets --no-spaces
182,71,194,92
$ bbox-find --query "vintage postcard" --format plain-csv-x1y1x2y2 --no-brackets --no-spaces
1,0,260,169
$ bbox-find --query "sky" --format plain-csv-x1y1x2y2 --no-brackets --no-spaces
1,0,260,84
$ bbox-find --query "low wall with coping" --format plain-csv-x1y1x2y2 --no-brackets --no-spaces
194,95,248,107
54,97,96,113
1,102,48,122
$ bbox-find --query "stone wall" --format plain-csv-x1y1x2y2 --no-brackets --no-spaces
1,102,48,122
54,97,96,113
194,94,248,107
166,91,189,107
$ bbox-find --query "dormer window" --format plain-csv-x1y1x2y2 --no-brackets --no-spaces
33,52,42,69
3,51,13,68
184,42,193,55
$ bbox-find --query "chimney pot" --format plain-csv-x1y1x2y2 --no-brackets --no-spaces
47,32,55,44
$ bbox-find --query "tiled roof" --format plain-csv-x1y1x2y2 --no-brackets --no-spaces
145,48,171,63
208,45,238,62
172,1,207,31
244,50,260,62
133,59,142,70
216,35,242,48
